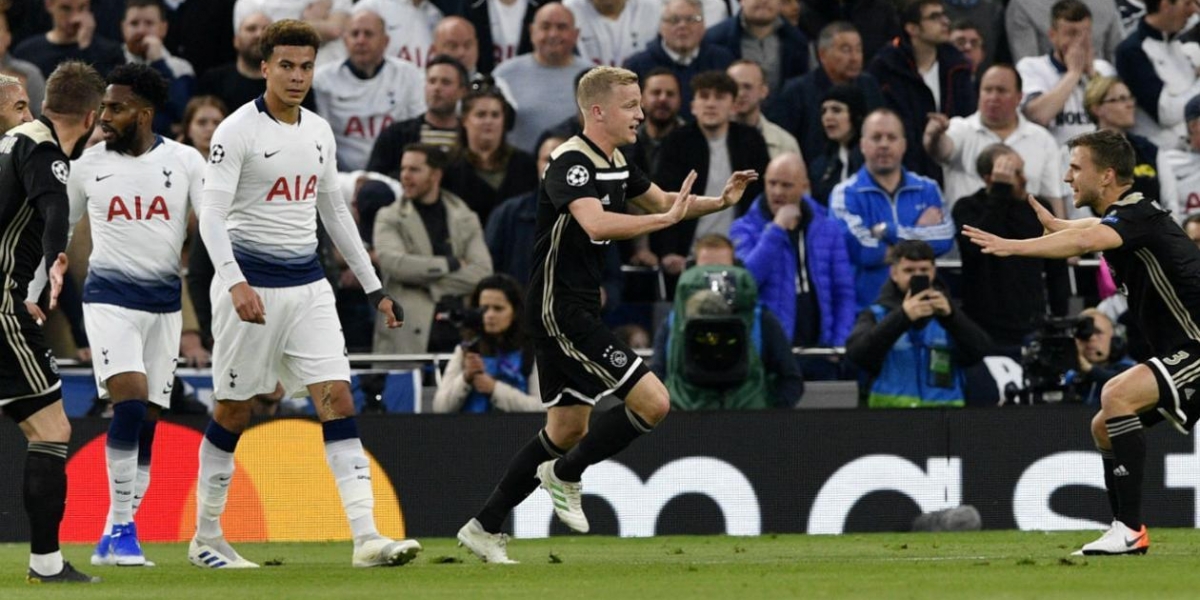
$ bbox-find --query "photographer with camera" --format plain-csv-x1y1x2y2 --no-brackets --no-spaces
1065,308,1135,406
433,275,544,413
845,240,993,408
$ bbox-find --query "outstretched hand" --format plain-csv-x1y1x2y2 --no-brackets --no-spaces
667,170,698,224
1027,194,1063,234
961,225,1015,256
721,170,759,209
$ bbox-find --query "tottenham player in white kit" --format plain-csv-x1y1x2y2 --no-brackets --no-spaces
73,65,204,567
192,19,417,569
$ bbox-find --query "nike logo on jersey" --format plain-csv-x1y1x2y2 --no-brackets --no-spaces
264,150,281,159
96,174,114,181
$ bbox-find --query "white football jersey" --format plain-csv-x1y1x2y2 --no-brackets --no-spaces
564,0,661,67
204,97,341,287
488,0,528,68
1157,148,1200,221
313,57,426,171
355,0,443,67
1017,55,1115,145
67,137,204,312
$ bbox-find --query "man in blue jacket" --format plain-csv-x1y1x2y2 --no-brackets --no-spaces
830,108,955,311
730,153,856,350
845,239,992,408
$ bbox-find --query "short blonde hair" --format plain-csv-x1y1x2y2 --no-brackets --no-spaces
576,66,639,115
1083,76,1121,121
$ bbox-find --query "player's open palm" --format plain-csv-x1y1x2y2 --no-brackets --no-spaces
721,170,759,208
961,224,1014,256
1027,194,1063,233
667,170,697,224
230,282,266,324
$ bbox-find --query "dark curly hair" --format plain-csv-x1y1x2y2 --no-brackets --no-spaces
260,19,321,62
106,63,169,109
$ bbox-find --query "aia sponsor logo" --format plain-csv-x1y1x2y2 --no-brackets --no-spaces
107,195,170,221
267,175,319,201
343,115,394,138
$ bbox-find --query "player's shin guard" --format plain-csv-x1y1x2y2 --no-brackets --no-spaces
476,429,565,533
1098,446,1120,521
195,420,240,540
133,419,157,517
322,418,378,543
106,401,147,526
1105,416,1146,531
555,406,653,482
26,441,68,575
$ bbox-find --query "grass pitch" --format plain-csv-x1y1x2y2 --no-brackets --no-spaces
4,530,1199,599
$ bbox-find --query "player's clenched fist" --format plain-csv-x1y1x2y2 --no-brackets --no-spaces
230,281,266,324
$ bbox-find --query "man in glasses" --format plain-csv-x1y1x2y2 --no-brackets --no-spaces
949,20,984,79
623,0,733,117
868,0,975,182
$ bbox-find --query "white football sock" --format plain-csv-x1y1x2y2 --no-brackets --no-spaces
324,438,378,543
106,445,138,525
30,551,63,576
195,438,234,540
132,463,151,516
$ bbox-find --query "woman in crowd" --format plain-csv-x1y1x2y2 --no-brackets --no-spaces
1083,76,1159,203
442,87,538,226
809,84,867,206
179,96,229,358
433,274,543,413
177,95,227,161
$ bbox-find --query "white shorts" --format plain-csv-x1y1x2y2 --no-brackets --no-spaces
210,278,349,401
82,303,182,409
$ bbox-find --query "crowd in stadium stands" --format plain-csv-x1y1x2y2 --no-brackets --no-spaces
14,0,1200,412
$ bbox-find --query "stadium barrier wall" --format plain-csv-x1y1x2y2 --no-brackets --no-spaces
3,407,1200,543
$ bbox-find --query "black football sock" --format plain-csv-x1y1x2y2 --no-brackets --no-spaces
1105,416,1146,531
25,442,68,556
554,406,653,483
475,429,565,533
1098,447,1120,522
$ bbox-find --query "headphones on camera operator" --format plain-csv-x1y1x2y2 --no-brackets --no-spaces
1076,308,1126,364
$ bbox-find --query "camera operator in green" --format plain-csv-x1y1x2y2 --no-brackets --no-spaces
845,240,993,408
662,264,803,410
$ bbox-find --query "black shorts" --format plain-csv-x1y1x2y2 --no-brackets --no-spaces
0,307,62,417
1145,342,1200,432
534,324,650,407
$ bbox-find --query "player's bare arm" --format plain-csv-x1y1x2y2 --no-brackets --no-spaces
569,169,698,241
962,221,1123,258
630,169,759,218
1026,194,1100,233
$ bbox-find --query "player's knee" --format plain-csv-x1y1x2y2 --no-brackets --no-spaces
213,400,253,434
632,380,671,426
548,420,588,448
1091,411,1109,447
1098,377,1136,417
24,415,71,444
